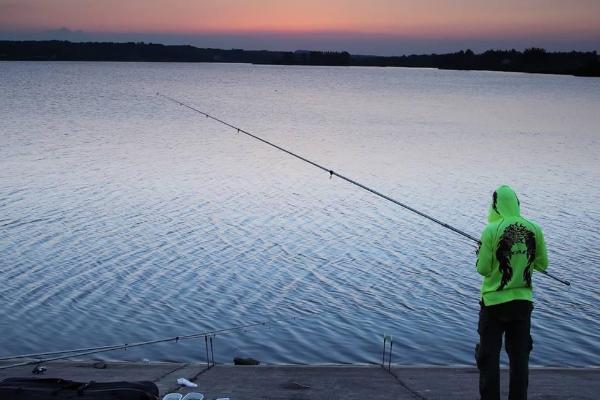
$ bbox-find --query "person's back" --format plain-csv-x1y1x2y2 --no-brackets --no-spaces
476,185,548,400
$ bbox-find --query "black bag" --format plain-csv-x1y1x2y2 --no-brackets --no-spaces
0,378,159,399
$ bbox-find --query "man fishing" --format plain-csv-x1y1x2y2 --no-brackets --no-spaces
476,185,548,400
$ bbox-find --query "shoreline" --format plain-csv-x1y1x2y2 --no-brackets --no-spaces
1,360,599,398
1,40,599,77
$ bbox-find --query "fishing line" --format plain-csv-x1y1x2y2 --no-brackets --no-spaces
0,310,321,369
0,294,409,369
157,93,570,287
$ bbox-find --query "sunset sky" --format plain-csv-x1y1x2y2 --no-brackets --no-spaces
1,0,599,55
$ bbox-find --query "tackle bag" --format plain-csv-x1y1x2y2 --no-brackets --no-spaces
0,377,159,399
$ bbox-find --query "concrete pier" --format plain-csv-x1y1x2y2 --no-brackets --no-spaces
1,361,599,399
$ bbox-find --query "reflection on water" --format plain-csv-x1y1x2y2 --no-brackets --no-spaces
1,62,599,366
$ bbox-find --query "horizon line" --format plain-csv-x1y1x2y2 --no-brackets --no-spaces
2,27,599,56
3,38,599,58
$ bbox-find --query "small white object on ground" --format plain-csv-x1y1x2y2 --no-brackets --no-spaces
181,393,204,400
215,398,230,400
162,393,183,400
177,378,198,388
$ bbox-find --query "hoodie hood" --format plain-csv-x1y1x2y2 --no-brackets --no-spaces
488,185,521,222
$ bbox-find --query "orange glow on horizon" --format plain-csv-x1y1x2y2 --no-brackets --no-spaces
1,0,599,40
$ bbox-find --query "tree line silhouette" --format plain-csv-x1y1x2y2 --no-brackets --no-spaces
0,41,598,76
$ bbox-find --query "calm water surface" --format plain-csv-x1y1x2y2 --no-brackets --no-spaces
1,62,599,366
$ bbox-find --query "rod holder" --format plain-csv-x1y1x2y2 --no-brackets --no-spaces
204,336,209,368
209,335,215,367
382,334,393,372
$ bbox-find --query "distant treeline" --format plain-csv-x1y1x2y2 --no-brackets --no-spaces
1,40,599,77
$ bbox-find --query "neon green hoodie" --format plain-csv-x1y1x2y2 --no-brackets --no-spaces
476,185,548,306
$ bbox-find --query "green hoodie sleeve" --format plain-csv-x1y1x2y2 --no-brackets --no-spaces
476,225,494,277
533,226,549,272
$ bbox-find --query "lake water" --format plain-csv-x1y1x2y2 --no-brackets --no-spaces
1,62,599,366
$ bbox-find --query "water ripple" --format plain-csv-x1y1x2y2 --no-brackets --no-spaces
1,62,599,366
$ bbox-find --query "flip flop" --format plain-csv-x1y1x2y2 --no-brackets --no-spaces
162,394,183,400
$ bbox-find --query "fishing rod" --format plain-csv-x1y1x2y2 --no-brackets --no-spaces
157,93,570,287
0,310,320,369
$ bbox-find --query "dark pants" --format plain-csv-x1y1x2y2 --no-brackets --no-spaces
476,300,533,400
